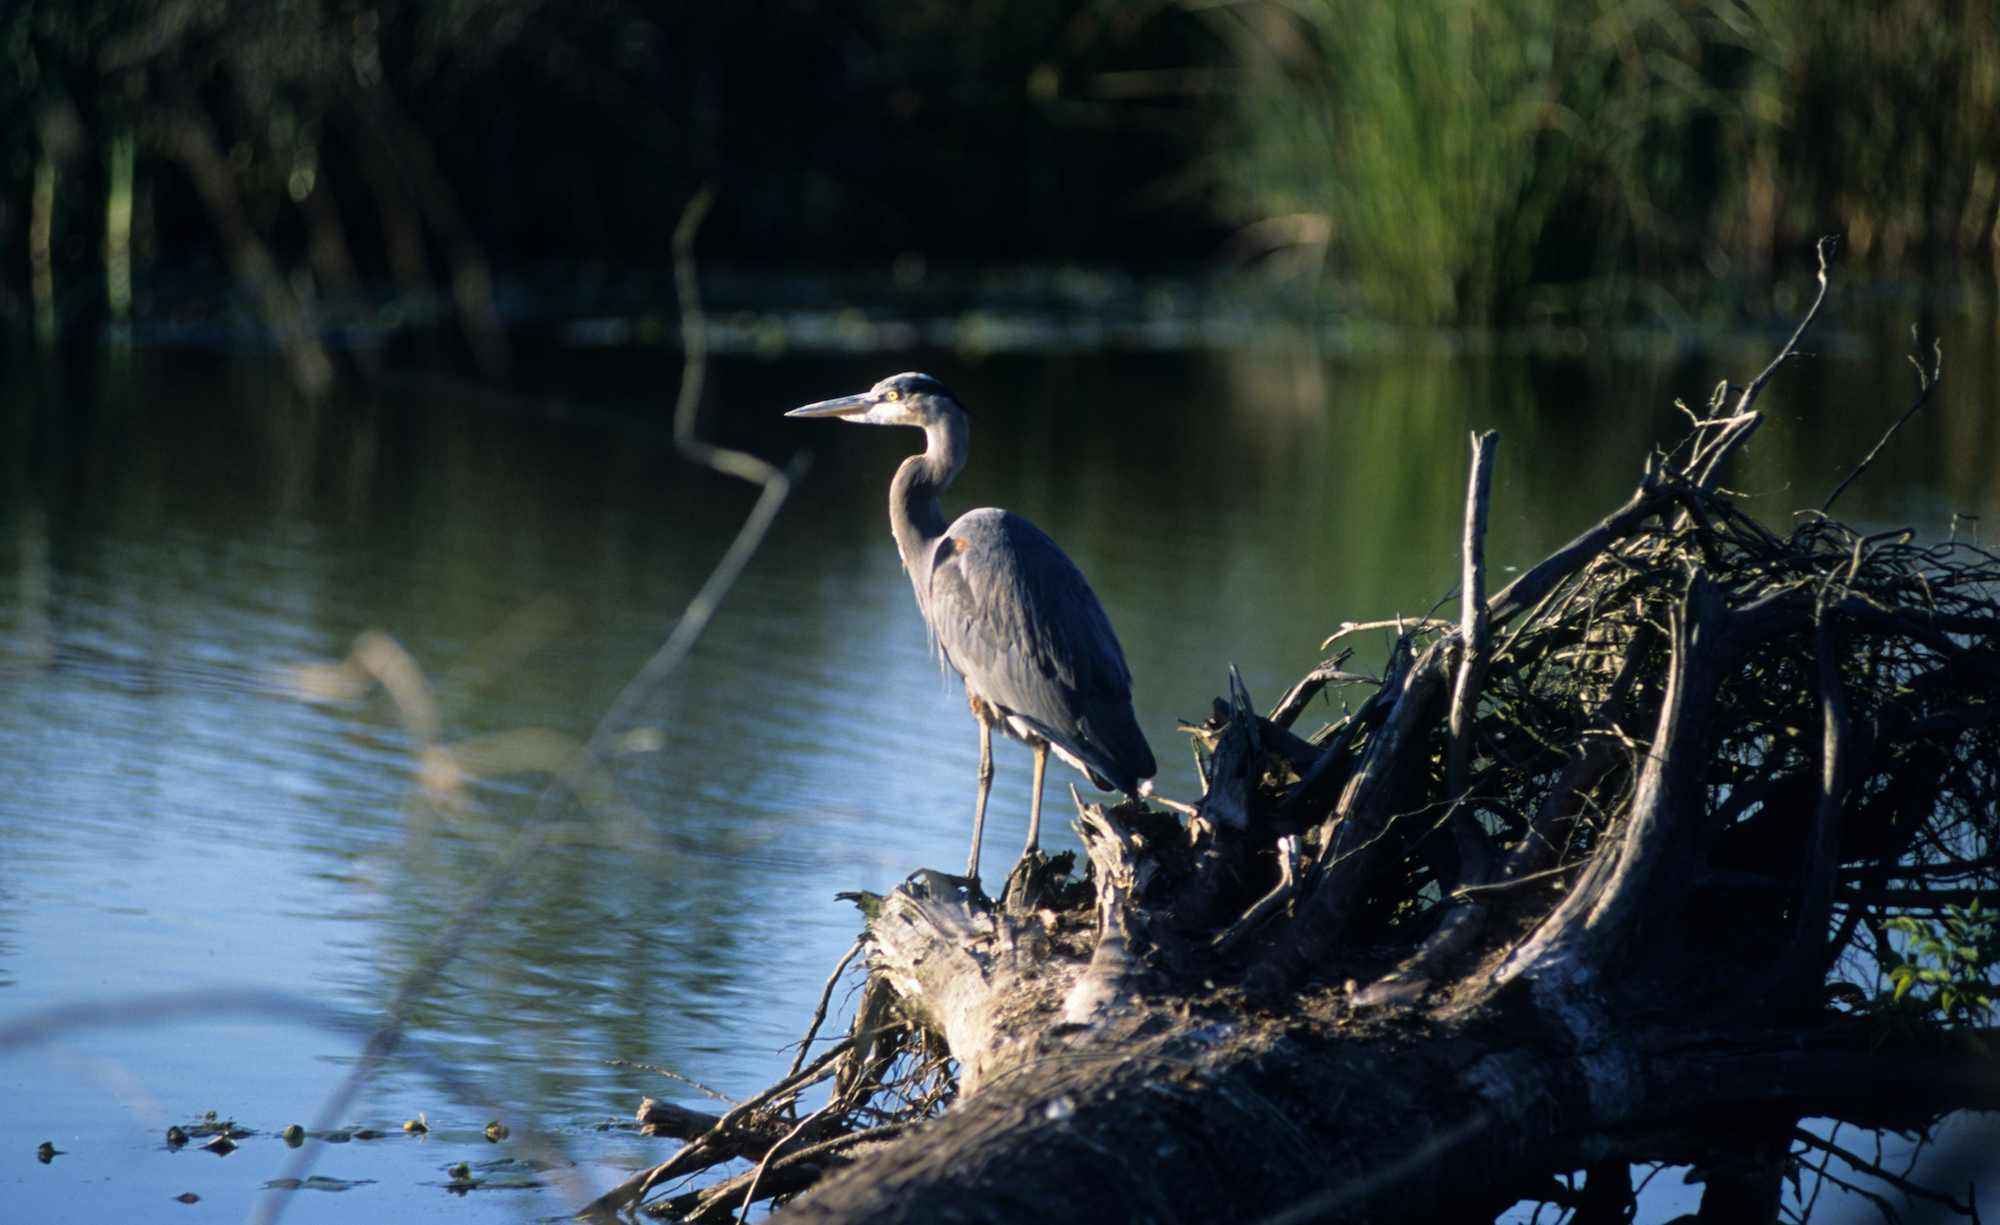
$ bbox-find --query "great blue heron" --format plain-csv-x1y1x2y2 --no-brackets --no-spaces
787,372,1156,881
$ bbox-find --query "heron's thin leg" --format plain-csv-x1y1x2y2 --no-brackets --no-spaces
969,712,994,880
1025,740,1048,858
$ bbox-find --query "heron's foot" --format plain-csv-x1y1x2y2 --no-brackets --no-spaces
908,868,988,904
1001,847,1073,914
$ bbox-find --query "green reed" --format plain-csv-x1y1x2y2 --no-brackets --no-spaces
1204,0,2000,322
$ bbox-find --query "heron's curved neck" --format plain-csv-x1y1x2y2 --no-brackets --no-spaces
888,415,968,573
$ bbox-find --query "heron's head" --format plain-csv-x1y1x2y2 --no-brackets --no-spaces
785,372,963,429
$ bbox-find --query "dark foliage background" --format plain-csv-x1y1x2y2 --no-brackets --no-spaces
3,0,1997,330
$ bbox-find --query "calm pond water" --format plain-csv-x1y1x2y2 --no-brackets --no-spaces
2,292,1997,1222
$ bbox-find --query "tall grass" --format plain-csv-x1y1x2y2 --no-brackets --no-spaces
7,0,1995,336
1204,0,2000,323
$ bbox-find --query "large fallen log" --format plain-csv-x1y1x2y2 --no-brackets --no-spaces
598,243,2000,1225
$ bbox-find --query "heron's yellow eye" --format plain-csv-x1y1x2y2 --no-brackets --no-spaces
885,389,900,401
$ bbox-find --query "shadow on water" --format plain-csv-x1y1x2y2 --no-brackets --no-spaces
1,296,1997,1218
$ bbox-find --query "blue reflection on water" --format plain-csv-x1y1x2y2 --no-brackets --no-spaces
2,319,1996,1220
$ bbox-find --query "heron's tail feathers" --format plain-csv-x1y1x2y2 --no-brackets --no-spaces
997,695,1155,797
1070,696,1156,798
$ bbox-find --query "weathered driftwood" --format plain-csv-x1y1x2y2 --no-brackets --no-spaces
609,243,2000,1224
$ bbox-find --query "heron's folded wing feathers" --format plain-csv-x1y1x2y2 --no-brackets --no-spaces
927,510,1155,788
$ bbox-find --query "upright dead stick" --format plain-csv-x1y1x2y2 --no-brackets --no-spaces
1446,432,1499,883
1686,236,1837,492
1732,237,1838,418
1349,435,1501,1007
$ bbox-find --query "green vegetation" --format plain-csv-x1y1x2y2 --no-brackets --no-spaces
3,0,1998,338
1864,901,2000,1053
1205,0,2000,321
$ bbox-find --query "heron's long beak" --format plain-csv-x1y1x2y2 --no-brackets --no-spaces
785,392,876,418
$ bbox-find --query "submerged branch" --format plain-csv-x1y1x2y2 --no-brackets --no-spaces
255,188,804,1225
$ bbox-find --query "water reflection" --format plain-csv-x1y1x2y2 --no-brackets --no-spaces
2,302,1997,1219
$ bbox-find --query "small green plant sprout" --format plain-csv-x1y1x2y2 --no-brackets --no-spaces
404,1115,428,1134
1866,899,2000,1053
281,1124,305,1146
484,1119,509,1141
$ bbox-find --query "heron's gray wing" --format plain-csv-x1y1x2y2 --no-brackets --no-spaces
927,509,1155,791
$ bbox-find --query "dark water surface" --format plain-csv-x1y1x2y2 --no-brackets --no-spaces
2,301,1996,1221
